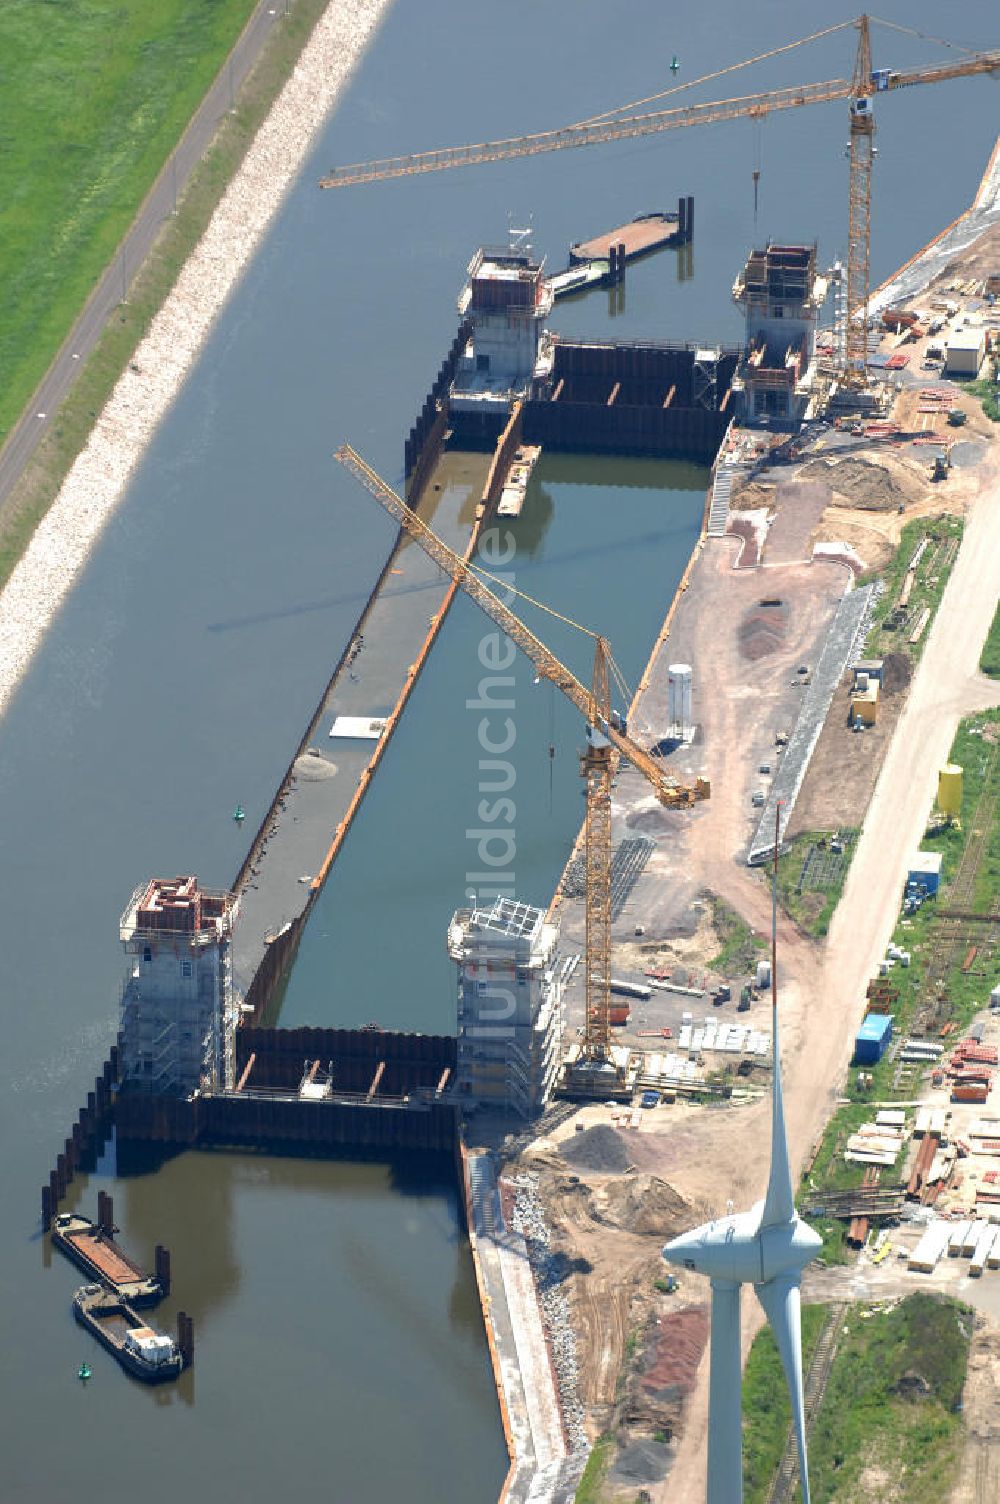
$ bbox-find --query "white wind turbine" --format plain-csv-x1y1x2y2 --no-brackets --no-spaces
662,809,821,1504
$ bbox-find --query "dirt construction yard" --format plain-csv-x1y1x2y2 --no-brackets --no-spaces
514,210,1000,1496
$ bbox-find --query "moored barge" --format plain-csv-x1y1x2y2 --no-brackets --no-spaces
52,1210,163,1306
73,1284,185,1383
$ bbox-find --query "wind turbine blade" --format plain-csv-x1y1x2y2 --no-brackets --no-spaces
762,803,795,1228
755,1274,810,1504
761,1028,795,1227
708,1279,744,1504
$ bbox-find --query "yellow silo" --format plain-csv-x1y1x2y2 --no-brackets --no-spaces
938,764,963,820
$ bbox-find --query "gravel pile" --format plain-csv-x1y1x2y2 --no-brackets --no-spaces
561,1123,631,1174
509,1173,589,1455
0,0,392,720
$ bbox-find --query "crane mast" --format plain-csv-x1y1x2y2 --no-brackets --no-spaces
846,16,875,386
334,443,709,1071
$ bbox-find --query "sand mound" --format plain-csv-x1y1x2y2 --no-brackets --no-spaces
593,1173,691,1237
561,1124,631,1174
730,481,775,511
800,454,923,512
739,599,788,660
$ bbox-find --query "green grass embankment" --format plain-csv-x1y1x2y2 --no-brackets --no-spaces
574,1433,615,1503
862,514,964,664
801,709,1000,1262
806,1294,970,1503
776,831,858,938
969,371,998,423
0,0,259,447
711,899,768,977
980,600,1000,678
742,1303,829,1504
0,0,331,591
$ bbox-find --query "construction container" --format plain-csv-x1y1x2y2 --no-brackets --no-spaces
854,1013,893,1064
849,682,879,726
908,851,943,897
937,764,963,820
755,960,771,991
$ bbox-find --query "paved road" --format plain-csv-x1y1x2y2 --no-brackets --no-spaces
0,1,295,516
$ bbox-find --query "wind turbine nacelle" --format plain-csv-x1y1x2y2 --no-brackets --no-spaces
758,1218,823,1283
662,1203,823,1286
661,1205,768,1285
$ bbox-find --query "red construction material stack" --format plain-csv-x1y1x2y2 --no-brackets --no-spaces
952,1083,989,1104
907,1132,940,1199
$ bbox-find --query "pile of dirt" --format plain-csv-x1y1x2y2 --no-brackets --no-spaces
739,599,789,660
880,651,911,694
800,454,924,512
641,1304,710,1398
561,1124,632,1174
609,1437,673,1487
592,1173,691,1237
730,480,774,511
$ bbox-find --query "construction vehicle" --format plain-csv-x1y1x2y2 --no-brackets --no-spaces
335,443,709,1096
930,447,952,481
320,17,1000,390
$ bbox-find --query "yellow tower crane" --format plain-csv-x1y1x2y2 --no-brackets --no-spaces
321,16,999,389
335,443,708,1083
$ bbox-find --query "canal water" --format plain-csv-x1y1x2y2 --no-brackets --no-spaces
1,1,995,1498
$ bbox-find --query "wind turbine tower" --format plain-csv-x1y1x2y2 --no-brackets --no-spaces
662,810,821,1503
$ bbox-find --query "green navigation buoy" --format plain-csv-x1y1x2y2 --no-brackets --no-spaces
78,1362,91,1382
233,805,245,824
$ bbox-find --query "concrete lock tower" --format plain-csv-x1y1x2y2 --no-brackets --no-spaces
448,897,564,1120
120,877,239,1097
732,243,828,422
449,237,554,440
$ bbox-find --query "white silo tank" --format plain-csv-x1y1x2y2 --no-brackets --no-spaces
668,663,693,732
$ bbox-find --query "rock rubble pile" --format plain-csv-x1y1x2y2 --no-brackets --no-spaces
509,1172,589,1455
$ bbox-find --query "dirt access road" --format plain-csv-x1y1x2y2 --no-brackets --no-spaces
658,442,1000,1501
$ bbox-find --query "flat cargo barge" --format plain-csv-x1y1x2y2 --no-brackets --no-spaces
570,200,692,264
73,1284,185,1383
52,1210,163,1306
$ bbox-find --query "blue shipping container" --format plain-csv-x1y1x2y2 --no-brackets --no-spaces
854,1013,893,1065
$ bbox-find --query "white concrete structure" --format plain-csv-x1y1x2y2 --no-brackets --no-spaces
732,243,828,421
450,245,554,425
448,897,563,1119
662,877,821,1504
120,877,238,1096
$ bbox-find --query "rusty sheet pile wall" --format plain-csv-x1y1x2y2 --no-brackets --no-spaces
404,320,471,495
525,339,740,464
115,1089,458,1153
237,1025,456,1095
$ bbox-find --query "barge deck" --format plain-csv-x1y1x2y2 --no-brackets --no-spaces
73,1284,185,1383
52,1210,163,1306
569,201,691,264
